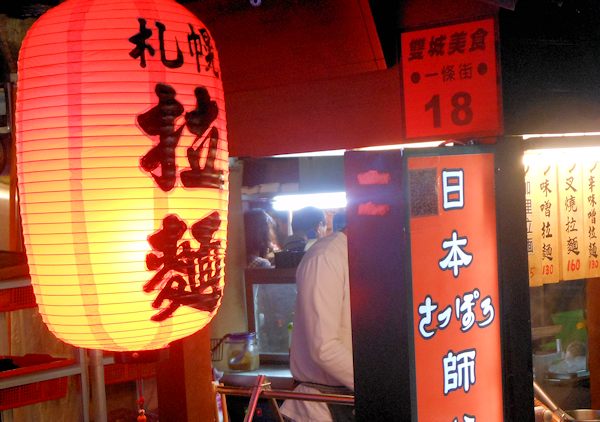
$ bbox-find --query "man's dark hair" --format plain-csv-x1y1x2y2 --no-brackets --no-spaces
291,206,326,235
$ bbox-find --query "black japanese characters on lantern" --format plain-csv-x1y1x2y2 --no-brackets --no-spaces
181,87,224,189
133,14,226,322
129,19,218,76
187,24,219,76
137,83,224,192
138,82,225,322
129,18,154,68
156,21,184,69
138,84,184,192
145,212,223,322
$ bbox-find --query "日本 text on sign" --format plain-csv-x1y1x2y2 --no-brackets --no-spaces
409,154,503,421
401,18,500,140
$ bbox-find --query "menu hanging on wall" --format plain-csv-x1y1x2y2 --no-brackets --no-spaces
524,164,537,285
524,156,560,285
557,160,586,281
523,148,600,285
583,159,600,278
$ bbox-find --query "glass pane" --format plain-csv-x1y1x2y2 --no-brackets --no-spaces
253,283,296,354
531,280,590,409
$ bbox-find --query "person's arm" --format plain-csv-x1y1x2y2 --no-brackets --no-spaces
297,251,354,389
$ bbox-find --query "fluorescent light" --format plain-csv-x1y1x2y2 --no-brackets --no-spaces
272,150,345,158
272,192,346,211
522,132,600,140
523,146,600,166
358,141,447,151
271,141,448,158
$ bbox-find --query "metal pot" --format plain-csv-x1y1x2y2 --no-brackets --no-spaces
565,410,600,421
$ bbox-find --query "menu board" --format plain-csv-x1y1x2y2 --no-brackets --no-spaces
408,153,503,421
524,148,600,284
525,158,560,285
583,159,600,278
557,160,586,280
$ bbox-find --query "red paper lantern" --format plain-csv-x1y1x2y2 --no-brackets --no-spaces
15,0,228,352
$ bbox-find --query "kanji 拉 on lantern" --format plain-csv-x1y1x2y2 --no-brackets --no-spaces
15,0,228,352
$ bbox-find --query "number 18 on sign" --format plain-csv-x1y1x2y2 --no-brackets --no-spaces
401,18,501,140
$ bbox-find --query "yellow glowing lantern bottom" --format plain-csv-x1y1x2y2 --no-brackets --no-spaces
22,178,228,352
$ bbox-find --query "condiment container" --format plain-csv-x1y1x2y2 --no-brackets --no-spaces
224,332,259,372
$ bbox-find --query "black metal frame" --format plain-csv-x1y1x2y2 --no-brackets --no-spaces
494,138,534,420
345,148,412,420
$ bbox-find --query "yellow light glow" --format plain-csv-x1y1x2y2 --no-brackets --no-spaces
272,192,347,211
523,147,600,167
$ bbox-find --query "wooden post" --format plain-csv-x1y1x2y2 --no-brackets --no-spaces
7,79,21,253
156,327,215,421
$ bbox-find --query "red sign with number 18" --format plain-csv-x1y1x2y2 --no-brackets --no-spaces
401,18,501,141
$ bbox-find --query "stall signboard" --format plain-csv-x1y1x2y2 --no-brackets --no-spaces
525,158,560,285
408,152,503,421
401,18,501,141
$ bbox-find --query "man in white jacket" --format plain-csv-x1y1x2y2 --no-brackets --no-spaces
280,229,354,421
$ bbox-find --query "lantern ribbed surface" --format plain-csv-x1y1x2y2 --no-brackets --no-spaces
16,0,228,351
